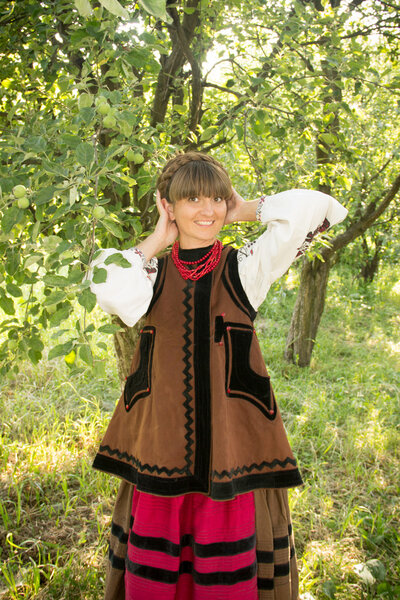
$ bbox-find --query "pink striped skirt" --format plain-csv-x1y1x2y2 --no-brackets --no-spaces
124,488,258,599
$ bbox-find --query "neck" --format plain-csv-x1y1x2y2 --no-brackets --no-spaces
178,237,217,250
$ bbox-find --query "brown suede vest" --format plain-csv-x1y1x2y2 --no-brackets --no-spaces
93,246,303,500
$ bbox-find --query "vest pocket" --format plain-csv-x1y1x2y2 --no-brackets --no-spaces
223,323,276,420
124,326,155,412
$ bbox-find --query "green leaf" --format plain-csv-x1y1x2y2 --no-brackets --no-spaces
200,126,218,142
78,288,97,312
61,134,82,148
23,136,47,153
75,0,93,18
98,0,129,19
319,133,337,146
35,186,56,206
92,267,107,283
28,336,44,352
6,282,23,298
43,274,69,287
101,217,125,239
98,323,123,334
138,0,172,23
30,221,41,242
0,295,15,315
43,290,67,306
235,124,243,140
79,343,93,365
79,107,95,125
75,142,95,166
49,305,73,327
2,206,23,234
28,348,42,364
24,253,43,268
48,341,74,360
104,252,132,268
5,248,20,276
68,268,84,284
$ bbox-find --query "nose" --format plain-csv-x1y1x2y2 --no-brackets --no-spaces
199,198,214,216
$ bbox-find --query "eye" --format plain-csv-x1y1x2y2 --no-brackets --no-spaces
214,196,223,203
188,197,199,202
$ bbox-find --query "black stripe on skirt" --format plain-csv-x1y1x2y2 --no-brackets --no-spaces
126,556,258,586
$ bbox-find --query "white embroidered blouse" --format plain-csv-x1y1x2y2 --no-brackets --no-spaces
90,190,348,327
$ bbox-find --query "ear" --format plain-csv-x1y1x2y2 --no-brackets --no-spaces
162,198,175,221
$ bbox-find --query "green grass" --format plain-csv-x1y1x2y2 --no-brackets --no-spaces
1,265,399,599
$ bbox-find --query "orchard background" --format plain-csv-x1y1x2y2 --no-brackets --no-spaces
0,0,399,598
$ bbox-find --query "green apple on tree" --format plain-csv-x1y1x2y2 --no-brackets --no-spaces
103,115,117,128
97,101,111,115
93,206,106,219
126,149,136,162
132,153,144,164
13,184,27,198
17,197,30,209
8,339,18,351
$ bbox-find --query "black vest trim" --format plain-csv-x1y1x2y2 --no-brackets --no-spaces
96,445,188,476
93,453,210,494
92,453,302,499
182,279,195,472
212,456,297,479
145,256,167,315
123,326,155,411
227,249,257,321
193,271,213,489
221,249,256,322
209,469,303,500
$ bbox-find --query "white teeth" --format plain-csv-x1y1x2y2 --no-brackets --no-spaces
196,221,213,225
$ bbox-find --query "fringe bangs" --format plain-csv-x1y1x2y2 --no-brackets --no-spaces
168,161,232,203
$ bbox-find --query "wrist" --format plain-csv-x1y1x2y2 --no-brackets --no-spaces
237,199,258,222
137,232,169,262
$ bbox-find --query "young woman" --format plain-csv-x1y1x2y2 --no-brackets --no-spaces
90,152,347,600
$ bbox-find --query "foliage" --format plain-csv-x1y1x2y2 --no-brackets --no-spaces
0,0,400,372
1,265,399,598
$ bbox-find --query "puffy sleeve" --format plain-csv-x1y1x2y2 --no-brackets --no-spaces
89,247,158,327
237,189,348,310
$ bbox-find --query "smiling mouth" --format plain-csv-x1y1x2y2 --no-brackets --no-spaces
195,220,214,226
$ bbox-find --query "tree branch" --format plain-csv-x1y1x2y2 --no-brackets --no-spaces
150,0,201,127
324,172,400,257
168,6,202,134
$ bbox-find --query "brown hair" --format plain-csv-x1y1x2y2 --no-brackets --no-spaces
157,152,232,203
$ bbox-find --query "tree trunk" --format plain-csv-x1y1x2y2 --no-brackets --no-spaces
284,257,331,367
112,317,145,384
360,237,383,283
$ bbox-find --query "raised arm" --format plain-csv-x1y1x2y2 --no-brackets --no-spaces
89,192,178,327
233,189,348,310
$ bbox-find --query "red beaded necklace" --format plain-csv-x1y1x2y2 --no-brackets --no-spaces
172,240,223,280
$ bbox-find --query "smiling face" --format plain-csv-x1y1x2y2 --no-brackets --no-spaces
167,195,227,249
157,154,233,249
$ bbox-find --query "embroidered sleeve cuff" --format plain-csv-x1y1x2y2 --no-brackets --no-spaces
128,247,158,277
256,196,267,222
128,247,147,269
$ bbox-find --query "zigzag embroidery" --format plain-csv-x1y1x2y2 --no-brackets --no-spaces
99,445,188,476
182,280,195,472
212,457,297,479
